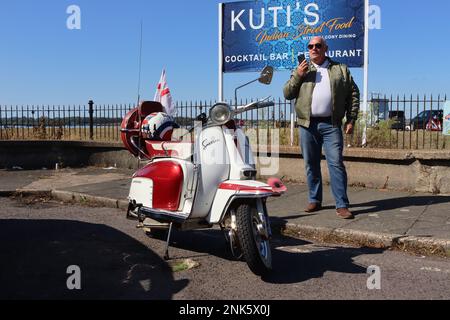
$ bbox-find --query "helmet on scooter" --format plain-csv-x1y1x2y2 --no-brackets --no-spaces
141,112,179,141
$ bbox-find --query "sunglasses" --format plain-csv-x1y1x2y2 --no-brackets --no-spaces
308,43,323,50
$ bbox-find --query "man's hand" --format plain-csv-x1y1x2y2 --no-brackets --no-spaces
345,123,354,134
297,59,309,78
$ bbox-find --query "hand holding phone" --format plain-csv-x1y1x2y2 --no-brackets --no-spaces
297,54,308,78
298,54,306,64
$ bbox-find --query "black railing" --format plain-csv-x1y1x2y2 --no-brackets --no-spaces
0,94,448,150
0,103,135,142
345,94,449,150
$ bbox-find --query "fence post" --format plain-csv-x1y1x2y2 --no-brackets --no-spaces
88,100,94,140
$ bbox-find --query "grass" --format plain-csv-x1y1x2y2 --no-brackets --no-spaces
346,127,450,150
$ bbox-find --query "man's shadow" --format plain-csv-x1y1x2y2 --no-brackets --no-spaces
263,236,384,284
0,219,188,300
260,215,385,284
350,195,450,216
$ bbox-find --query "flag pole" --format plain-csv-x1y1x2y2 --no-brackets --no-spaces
137,20,144,166
218,3,224,101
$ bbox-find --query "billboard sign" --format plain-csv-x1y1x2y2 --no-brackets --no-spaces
444,101,450,136
222,0,365,73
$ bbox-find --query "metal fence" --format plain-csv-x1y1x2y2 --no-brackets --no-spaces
0,94,448,150
348,94,449,150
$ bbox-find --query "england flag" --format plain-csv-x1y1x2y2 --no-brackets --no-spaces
154,69,176,116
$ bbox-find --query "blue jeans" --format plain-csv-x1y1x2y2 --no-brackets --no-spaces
300,118,349,209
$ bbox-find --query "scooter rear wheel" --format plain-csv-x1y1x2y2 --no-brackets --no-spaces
235,203,272,276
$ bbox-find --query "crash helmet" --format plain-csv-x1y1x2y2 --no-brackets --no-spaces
141,112,179,141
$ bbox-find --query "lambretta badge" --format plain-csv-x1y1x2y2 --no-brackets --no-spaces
202,137,220,150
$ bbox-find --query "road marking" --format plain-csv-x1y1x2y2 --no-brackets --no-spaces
420,266,450,274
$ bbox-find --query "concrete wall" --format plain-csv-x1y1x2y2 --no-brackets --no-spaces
1,141,450,194
256,146,450,194
0,141,137,170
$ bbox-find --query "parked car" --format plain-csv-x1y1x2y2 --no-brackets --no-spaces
409,110,443,131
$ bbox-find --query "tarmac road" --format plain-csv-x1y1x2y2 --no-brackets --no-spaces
0,196,449,300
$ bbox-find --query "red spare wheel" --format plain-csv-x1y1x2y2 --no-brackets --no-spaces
120,101,164,157
120,107,140,157
134,161,184,211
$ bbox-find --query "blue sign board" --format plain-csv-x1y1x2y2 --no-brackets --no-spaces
222,0,365,73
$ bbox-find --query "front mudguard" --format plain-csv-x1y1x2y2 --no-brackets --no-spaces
207,184,274,226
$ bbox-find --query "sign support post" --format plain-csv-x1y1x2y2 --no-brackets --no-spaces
362,0,370,147
218,3,224,102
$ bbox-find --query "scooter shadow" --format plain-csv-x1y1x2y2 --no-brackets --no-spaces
0,219,188,300
148,215,322,261
147,228,236,261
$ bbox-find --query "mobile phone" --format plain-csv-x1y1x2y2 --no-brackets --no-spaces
298,54,306,64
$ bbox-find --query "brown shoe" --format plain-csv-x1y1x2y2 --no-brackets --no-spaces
305,203,322,213
336,208,354,219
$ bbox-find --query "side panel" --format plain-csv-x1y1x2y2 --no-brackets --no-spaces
132,161,183,211
128,178,153,208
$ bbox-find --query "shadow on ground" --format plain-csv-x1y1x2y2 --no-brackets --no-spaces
0,220,188,300
263,236,385,284
351,195,450,216
149,228,384,284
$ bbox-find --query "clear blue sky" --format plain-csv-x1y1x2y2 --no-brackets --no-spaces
0,0,449,106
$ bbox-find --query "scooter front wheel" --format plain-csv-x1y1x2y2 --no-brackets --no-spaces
235,203,272,276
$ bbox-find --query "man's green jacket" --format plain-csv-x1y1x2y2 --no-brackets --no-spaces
283,58,360,128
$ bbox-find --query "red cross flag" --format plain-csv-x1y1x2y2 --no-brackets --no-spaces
154,69,176,116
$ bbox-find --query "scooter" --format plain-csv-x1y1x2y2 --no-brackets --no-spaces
120,67,287,276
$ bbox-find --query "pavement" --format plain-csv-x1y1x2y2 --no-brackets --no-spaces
1,166,449,258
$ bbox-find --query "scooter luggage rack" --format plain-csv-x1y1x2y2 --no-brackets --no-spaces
128,136,171,161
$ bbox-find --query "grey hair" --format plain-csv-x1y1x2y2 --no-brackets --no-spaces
310,36,328,48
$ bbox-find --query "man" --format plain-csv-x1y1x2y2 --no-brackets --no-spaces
283,36,360,219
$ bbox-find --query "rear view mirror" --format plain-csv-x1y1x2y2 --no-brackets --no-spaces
258,66,273,85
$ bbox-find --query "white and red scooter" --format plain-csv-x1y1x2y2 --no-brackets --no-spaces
120,67,286,276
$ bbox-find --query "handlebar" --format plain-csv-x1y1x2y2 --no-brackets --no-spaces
257,101,275,108
234,98,275,115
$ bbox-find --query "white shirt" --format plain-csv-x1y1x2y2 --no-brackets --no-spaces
311,60,332,117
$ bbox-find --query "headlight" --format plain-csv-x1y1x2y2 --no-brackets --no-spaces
209,103,232,125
